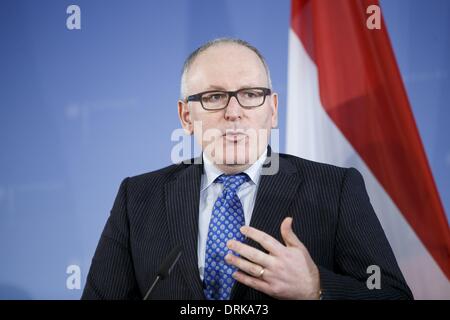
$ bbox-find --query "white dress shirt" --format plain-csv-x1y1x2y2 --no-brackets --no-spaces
197,150,267,280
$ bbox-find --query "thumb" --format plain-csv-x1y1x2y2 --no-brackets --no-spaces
281,217,304,248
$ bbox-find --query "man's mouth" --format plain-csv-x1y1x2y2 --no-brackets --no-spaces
223,130,248,142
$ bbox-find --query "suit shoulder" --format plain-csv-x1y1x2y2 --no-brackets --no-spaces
124,161,192,193
278,153,359,185
279,153,347,174
278,153,367,200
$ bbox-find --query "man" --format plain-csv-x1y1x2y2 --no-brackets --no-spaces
82,38,413,300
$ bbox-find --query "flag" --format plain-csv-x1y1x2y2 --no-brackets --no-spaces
286,0,450,299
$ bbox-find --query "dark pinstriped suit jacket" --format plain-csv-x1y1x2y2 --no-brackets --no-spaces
82,151,413,300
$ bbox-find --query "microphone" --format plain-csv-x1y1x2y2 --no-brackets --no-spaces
143,245,183,300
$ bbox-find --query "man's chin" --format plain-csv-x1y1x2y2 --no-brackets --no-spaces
210,149,253,167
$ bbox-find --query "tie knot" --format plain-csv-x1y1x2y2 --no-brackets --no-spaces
216,173,249,192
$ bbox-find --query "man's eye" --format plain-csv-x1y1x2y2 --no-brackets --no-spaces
241,90,262,98
244,92,257,98
203,93,226,102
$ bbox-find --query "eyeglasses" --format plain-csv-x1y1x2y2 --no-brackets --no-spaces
186,87,271,110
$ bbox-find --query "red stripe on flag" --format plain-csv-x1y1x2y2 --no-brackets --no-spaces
291,0,450,279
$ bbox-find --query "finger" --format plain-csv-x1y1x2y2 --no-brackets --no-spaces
227,240,275,268
240,225,285,254
280,217,305,249
232,271,272,294
225,253,267,278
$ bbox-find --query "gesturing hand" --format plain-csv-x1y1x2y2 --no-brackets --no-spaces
225,217,321,300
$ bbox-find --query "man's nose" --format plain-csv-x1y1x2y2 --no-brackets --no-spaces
224,96,242,121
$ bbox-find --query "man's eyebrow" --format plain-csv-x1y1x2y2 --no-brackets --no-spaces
202,84,265,91
203,85,227,91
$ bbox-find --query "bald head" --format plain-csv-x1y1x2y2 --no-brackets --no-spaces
180,38,272,99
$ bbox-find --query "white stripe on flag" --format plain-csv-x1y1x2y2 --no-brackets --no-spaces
286,29,450,299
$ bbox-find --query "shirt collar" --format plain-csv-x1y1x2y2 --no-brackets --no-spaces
201,149,268,192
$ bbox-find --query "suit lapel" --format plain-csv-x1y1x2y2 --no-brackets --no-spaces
231,155,304,299
165,160,205,299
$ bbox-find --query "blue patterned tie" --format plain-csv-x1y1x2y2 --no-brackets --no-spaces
203,173,250,300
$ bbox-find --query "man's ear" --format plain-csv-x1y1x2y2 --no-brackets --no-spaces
270,92,278,128
178,100,194,135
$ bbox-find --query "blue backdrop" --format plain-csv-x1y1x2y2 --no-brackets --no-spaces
0,0,448,299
